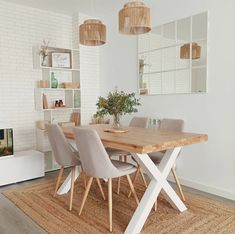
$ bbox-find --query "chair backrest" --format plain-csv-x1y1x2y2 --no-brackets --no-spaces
46,124,79,167
158,118,184,132
129,117,149,128
74,127,120,178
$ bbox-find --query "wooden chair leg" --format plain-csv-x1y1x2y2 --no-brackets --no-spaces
82,171,87,189
79,177,93,215
171,167,186,201
140,168,148,188
154,200,157,212
126,175,139,205
96,178,106,200
54,166,64,197
80,166,87,189
108,178,112,233
128,166,140,198
124,155,127,162
117,177,121,194
116,155,123,194
69,167,75,211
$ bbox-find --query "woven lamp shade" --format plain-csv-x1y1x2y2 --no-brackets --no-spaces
79,19,106,46
119,1,151,35
180,43,201,59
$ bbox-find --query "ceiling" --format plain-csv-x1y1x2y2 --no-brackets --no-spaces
5,0,134,16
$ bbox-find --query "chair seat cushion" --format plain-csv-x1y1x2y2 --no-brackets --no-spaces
148,151,164,164
111,160,135,170
111,160,136,177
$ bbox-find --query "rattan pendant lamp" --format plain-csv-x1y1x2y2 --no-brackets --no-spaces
119,1,151,35
79,19,106,46
79,1,106,46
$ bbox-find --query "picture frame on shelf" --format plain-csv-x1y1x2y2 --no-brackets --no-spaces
51,52,71,68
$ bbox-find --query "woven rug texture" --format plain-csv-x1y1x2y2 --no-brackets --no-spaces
4,176,235,234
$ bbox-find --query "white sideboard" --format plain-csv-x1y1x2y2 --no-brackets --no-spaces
0,150,45,186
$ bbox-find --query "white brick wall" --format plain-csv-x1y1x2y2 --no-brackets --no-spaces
77,14,100,125
0,1,100,151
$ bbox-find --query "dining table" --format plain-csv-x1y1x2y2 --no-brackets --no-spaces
60,124,208,234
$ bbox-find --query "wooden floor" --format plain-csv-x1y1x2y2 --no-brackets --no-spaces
0,169,234,234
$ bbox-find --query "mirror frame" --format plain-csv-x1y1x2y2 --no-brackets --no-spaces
137,11,208,96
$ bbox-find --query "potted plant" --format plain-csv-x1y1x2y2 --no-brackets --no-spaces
95,90,141,128
39,40,50,66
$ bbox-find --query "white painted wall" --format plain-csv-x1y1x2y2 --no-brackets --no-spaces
99,0,235,200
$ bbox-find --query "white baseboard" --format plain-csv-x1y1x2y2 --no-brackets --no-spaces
168,175,235,201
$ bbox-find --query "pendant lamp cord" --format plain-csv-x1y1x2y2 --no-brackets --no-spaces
91,0,95,18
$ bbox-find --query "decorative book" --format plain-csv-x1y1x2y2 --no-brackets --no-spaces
42,94,48,109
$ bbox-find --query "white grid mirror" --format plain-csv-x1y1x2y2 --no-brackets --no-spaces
138,12,208,95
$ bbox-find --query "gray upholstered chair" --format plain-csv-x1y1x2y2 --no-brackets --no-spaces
148,118,186,204
46,124,105,211
106,117,149,194
129,116,149,128
74,127,139,233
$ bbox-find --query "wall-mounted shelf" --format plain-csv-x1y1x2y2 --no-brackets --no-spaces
37,88,80,91
40,67,80,71
34,88,81,112
42,107,81,111
33,45,80,70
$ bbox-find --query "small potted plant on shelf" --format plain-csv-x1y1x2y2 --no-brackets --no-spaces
95,90,141,129
39,40,50,67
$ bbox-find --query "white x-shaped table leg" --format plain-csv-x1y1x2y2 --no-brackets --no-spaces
57,165,81,195
124,147,187,234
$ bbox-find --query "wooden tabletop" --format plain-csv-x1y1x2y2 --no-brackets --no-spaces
63,124,208,154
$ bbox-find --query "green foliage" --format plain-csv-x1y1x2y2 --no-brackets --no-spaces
95,91,141,117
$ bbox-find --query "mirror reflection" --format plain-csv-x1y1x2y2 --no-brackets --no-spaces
138,12,208,95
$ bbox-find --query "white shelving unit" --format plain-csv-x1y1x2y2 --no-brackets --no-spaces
33,45,81,172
